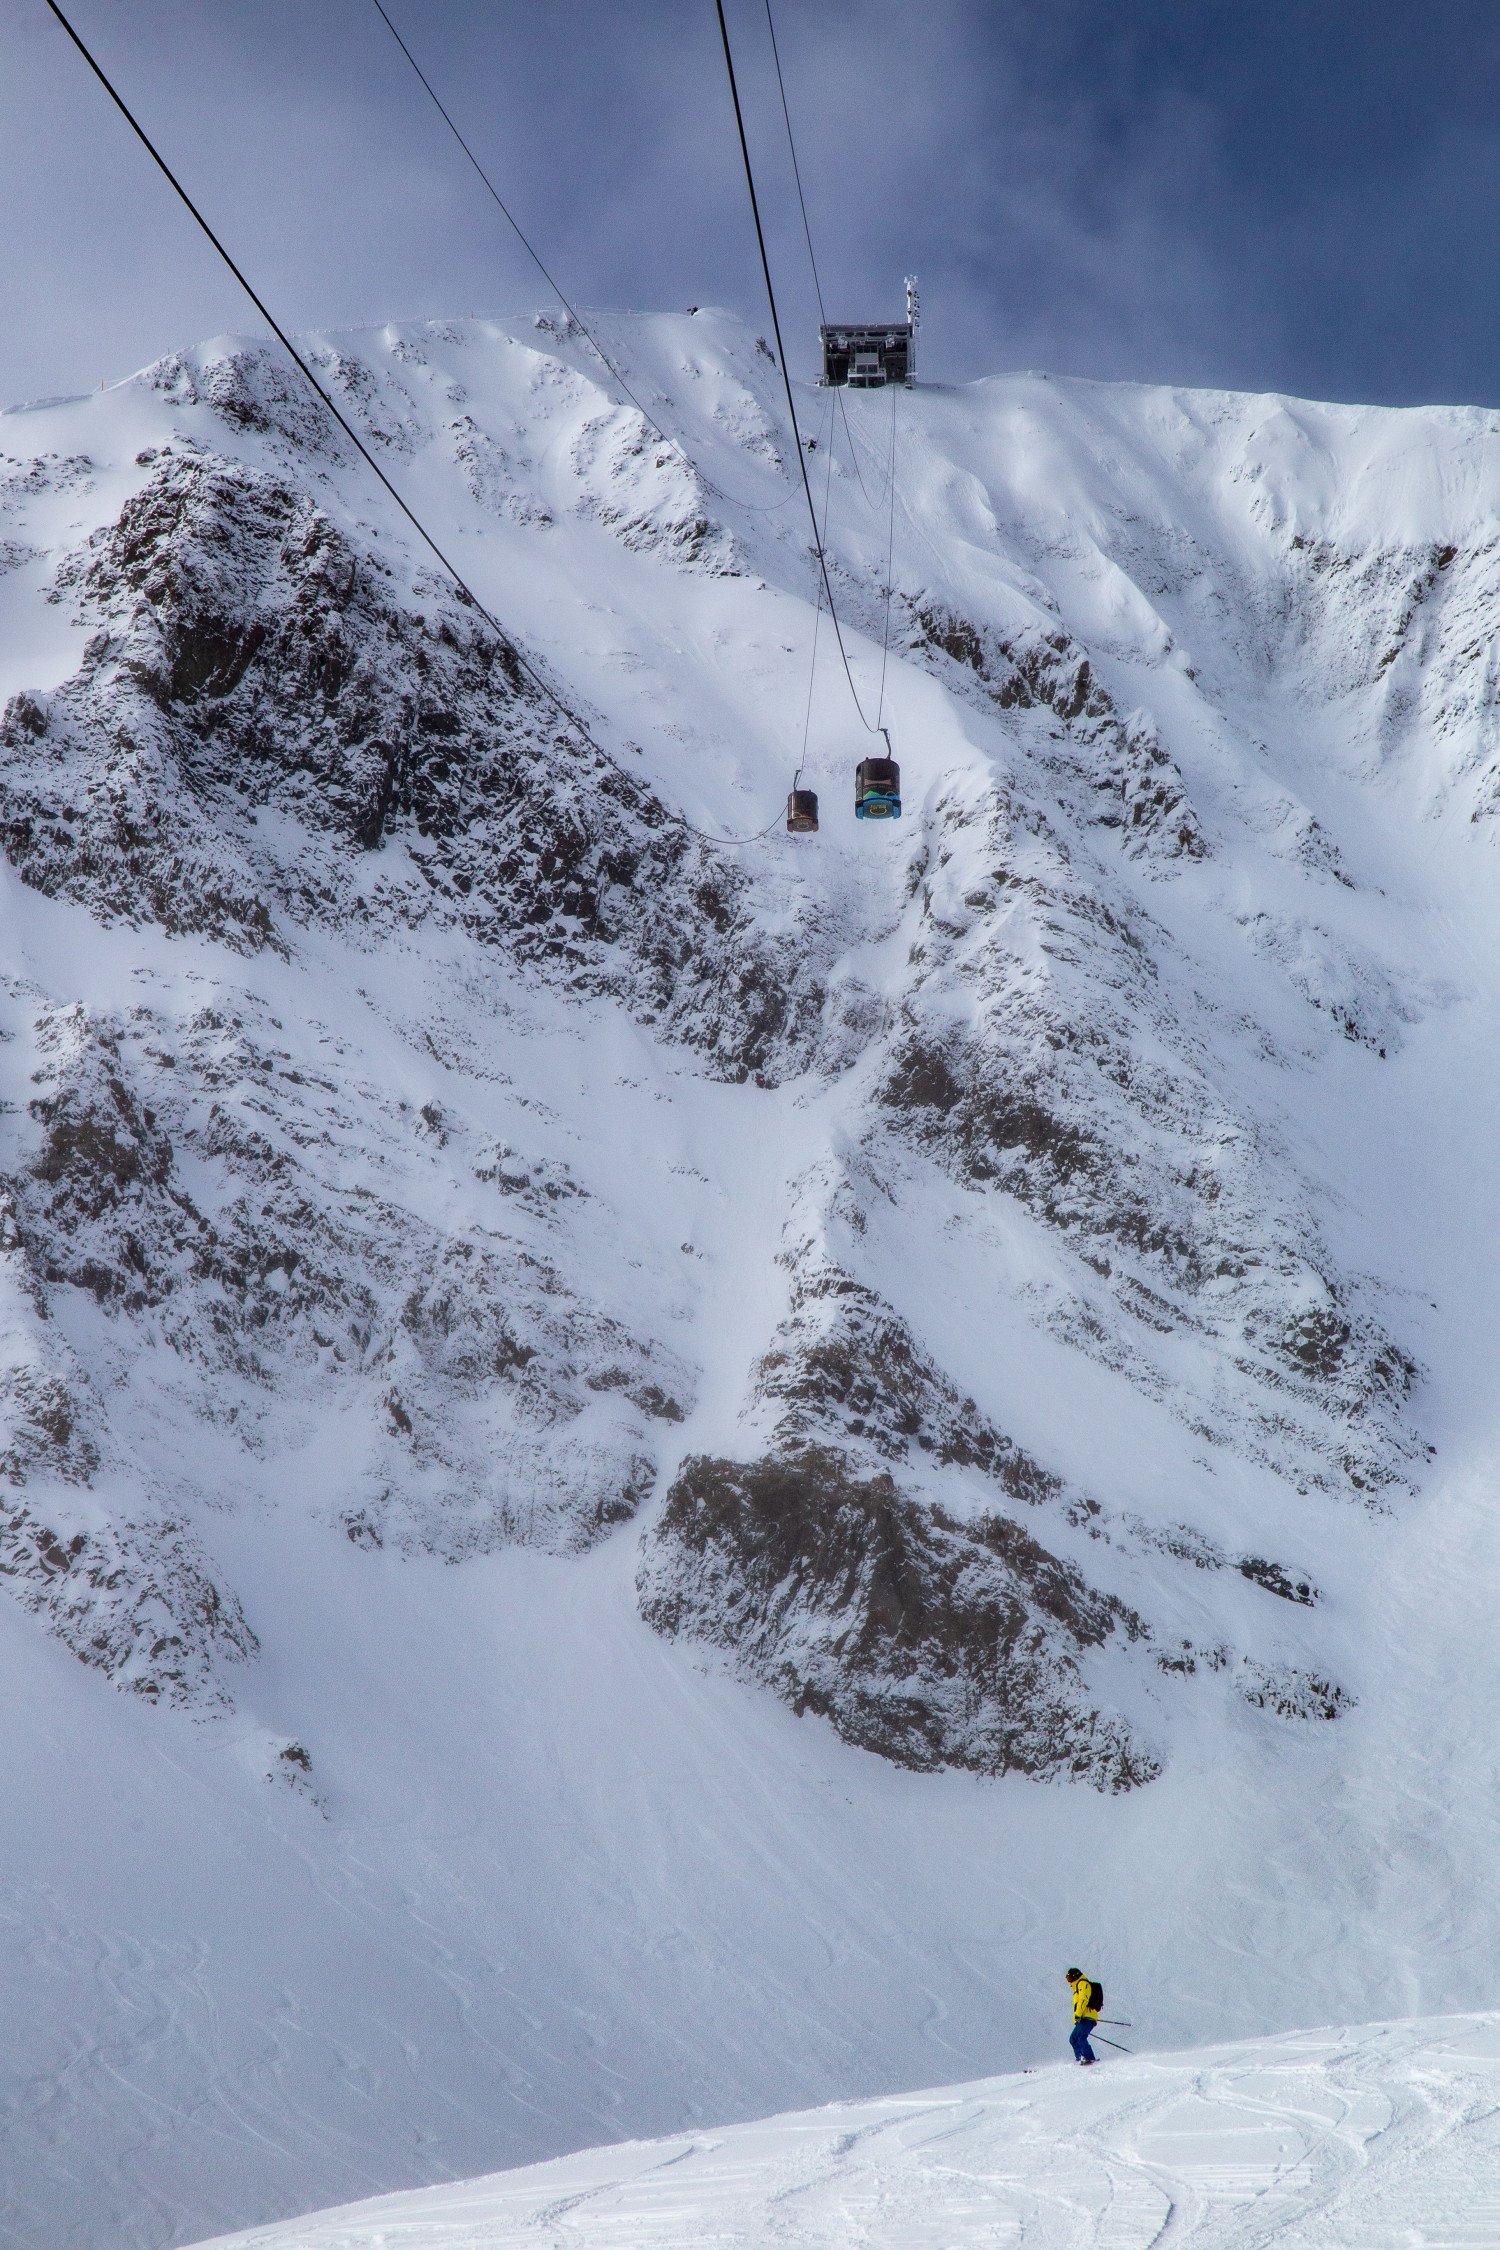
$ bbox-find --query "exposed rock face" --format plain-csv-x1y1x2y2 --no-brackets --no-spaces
913,604,1207,861
875,775,1419,1502
0,1325,256,1706
639,1448,1155,1788
0,1494,257,1707
753,1250,1063,1500
1,432,818,1080
4,988,688,1585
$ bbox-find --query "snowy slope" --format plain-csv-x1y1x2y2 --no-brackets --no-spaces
189,2015,1500,2249
5,312,1500,2247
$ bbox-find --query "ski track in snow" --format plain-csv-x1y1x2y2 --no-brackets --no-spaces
186,2016,1500,2248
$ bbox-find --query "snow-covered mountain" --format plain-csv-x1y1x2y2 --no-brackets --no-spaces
183,2012,1500,2249
4,309,1500,2247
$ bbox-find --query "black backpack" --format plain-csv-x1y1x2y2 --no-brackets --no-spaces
1088,1980,1104,2014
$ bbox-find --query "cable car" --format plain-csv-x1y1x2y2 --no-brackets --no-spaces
786,787,820,834
854,757,901,820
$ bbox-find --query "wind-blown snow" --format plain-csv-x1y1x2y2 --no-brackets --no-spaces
4,309,1500,2247
188,2015,1500,2249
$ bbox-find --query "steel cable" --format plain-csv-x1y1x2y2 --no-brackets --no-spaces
793,390,838,789
761,0,873,511
714,0,889,745
761,0,902,738
369,0,798,519
875,377,900,729
42,0,785,850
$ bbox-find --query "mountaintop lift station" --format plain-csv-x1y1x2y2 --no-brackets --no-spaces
820,277,920,388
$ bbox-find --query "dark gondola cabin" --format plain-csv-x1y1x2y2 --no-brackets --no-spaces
786,787,820,834
854,757,901,819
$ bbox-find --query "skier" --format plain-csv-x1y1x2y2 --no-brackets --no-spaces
1065,1967,1101,2065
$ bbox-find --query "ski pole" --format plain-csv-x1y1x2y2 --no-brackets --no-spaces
1099,2019,1132,2027
1095,2035,1132,2053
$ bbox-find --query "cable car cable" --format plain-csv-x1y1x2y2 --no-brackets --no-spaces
760,0,873,512
761,0,902,743
368,0,796,519
875,377,899,730
371,0,811,832
713,0,890,748
41,0,784,852
794,576,821,792
792,391,838,792
40,3,595,748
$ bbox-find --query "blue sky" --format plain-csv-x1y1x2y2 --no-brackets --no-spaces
5,0,1500,409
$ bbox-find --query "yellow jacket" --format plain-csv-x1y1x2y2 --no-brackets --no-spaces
1071,1976,1098,2021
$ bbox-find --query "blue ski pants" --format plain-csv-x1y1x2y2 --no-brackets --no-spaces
1070,2018,1098,2064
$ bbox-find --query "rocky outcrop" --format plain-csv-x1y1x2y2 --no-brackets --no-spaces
913,604,1207,864
0,1496,257,1707
753,1257,1063,1503
878,776,1419,1502
0,435,820,1082
639,1448,1156,1789
0,1338,255,1706
4,993,687,1575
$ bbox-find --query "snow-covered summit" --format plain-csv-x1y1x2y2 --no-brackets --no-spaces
6,310,1500,2245
189,2013,1500,2249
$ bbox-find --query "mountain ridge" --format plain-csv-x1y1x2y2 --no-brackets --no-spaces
2,309,1498,2247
